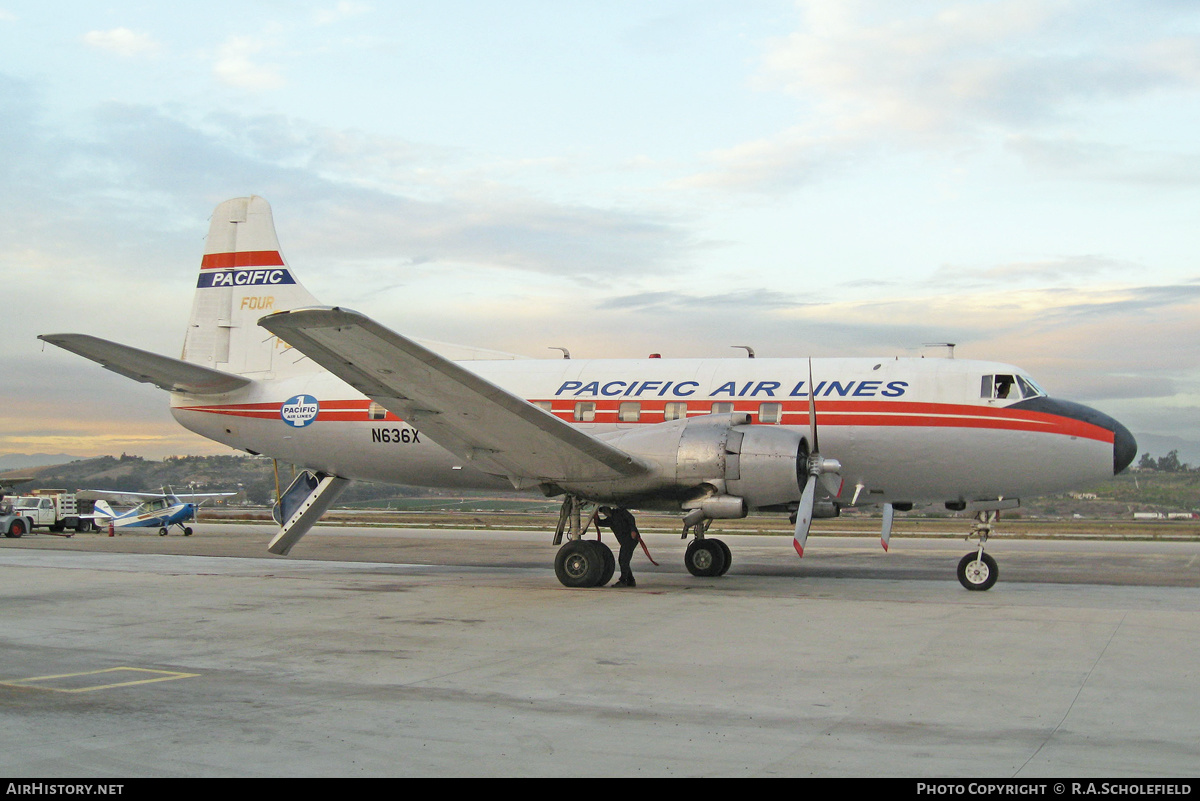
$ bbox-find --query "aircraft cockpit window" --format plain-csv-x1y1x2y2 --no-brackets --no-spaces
1016,375,1044,399
982,374,1019,400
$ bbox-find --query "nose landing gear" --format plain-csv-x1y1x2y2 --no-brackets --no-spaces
957,511,999,591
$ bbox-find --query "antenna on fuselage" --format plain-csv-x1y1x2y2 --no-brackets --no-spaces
922,342,956,358
548,347,571,359
731,345,756,358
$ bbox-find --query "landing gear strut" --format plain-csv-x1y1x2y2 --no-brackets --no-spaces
957,511,999,591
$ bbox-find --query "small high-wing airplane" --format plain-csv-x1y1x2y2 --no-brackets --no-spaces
80,489,236,536
41,196,1137,589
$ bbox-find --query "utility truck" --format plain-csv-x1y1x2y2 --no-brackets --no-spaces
10,489,95,534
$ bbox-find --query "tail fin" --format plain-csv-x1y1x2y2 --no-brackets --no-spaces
182,196,323,379
93,500,116,520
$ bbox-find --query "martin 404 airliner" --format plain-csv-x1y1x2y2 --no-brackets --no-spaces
41,196,1136,590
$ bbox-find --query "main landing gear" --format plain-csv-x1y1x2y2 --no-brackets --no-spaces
554,539,615,588
158,522,194,537
550,497,733,587
551,497,614,588
682,517,731,578
957,510,999,591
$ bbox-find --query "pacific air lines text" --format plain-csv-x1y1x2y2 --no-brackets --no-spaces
554,380,909,398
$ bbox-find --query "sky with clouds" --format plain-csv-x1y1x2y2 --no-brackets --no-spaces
2,0,1199,460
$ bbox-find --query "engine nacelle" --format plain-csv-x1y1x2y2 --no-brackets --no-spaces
575,413,806,511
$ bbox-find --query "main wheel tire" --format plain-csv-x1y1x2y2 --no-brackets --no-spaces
6,519,25,538
183,527,193,536
593,541,616,586
957,552,998,591
158,527,169,537
554,540,604,588
710,538,732,576
685,539,727,577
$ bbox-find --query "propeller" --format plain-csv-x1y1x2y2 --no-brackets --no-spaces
793,359,842,557
880,502,895,552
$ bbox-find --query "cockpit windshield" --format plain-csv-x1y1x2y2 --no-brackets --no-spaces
133,498,170,515
981,374,1046,401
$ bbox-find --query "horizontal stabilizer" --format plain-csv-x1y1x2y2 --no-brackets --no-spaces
258,307,648,484
38,334,251,395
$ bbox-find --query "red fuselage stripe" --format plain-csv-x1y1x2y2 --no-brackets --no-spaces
175,398,1115,443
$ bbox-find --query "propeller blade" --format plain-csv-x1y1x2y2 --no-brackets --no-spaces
806,358,818,453
793,477,817,557
881,502,895,551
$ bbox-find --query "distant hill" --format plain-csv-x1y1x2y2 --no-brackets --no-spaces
0,453,84,471
1132,434,1200,468
0,454,440,506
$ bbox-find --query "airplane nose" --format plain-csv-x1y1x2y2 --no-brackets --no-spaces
1012,396,1137,475
1112,419,1137,476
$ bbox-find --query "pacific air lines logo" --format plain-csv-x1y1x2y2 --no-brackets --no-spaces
197,250,297,288
281,395,320,427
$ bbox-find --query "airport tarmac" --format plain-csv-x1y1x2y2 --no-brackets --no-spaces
1,523,1198,777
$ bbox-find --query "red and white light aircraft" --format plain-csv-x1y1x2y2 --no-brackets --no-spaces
41,196,1136,589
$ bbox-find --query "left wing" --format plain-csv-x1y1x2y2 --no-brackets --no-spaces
77,490,236,505
258,307,649,487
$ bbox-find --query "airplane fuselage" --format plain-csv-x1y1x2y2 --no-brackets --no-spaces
171,355,1130,511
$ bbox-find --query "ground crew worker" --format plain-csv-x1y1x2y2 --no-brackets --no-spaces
595,506,641,587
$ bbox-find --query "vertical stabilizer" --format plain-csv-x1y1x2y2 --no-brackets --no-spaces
182,196,322,379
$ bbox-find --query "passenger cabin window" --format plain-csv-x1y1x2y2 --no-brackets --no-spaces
368,401,388,420
664,402,687,421
533,401,553,413
711,402,734,414
618,401,641,422
573,402,596,422
759,402,783,424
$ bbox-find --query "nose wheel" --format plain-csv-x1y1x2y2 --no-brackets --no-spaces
957,511,999,591
957,551,998,590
